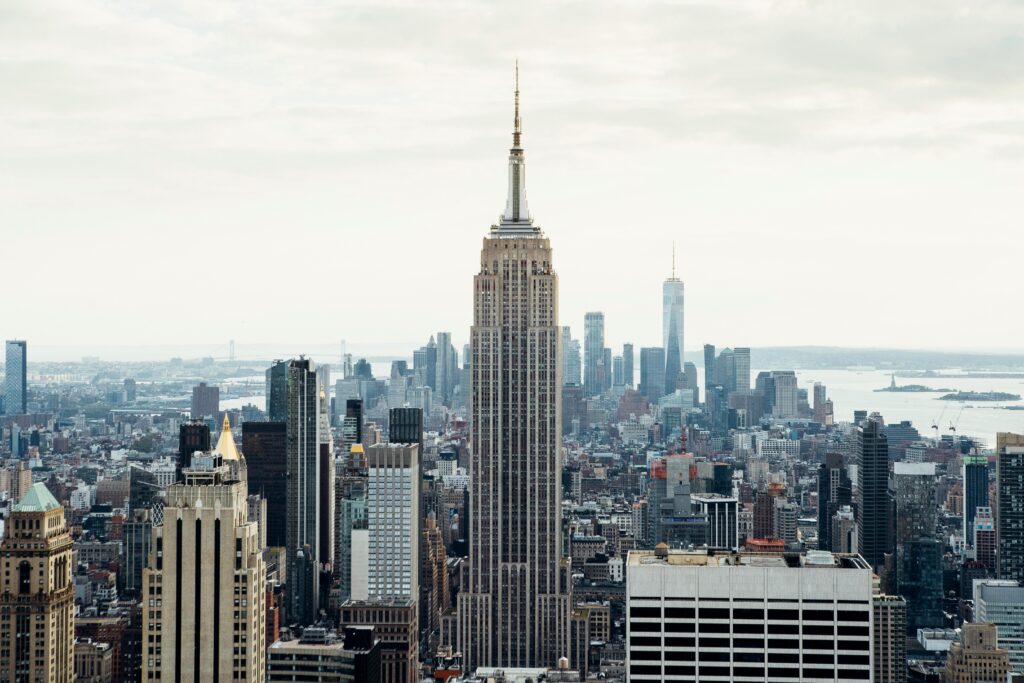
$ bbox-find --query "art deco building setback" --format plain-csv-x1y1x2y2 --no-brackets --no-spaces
0,483,75,683
457,66,572,671
626,548,874,682
142,436,266,683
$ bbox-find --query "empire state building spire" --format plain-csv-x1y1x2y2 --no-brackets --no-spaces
499,61,534,231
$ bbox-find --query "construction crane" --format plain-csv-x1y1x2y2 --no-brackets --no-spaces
949,404,966,434
931,404,948,441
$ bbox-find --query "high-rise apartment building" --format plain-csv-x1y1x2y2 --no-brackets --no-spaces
457,70,572,671
365,444,419,600
873,594,907,683
4,340,27,416
584,312,605,397
0,483,74,682
626,549,874,682
190,382,220,420
662,253,684,394
142,451,266,682
857,418,893,576
963,454,989,548
997,433,1024,583
285,358,324,625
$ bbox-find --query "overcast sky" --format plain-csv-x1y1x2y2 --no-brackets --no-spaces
3,0,1022,357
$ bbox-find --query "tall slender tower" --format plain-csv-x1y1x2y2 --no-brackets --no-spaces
663,246,685,394
458,65,571,671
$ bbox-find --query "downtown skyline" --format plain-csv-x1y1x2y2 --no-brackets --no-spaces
3,1,1022,351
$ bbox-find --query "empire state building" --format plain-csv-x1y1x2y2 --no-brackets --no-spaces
457,67,572,670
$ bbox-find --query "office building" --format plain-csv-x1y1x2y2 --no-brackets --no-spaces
944,622,1011,683
703,344,715,393
561,327,582,387
435,332,458,406
733,347,750,393
388,408,423,450
267,627,382,683
4,340,27,416
285,358,324,625
857,418,893,575
335,445,368,604
177,420,211,477
190,381,220,420
626,549,873,682
692,494,739,550
976,507,997,570
663,252,684,394
142,451,266,682
812,383,828,423
0,483,74,682
584,312,605,397
243,421,288,547
457,71,572,672
974,579,1024,673
817,453,852,552
893,462,941,631
997,433,1024,583
341,399,363,454
963,454,989,548
623,343,634,388
267,360,289,422
340,601,416,683
771,371,798,418
639,347,666,405
873,594,907,683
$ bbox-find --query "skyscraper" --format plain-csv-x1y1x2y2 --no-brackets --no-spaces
435,332,458,405
365,444,420,601
963,454,989,548
583,312,605,397
142,451,266,682
893,462,941,631
639,347,665,405
266,360,290,422
285,358,324,625
662,247,684,395
457,68,571,671
857,418,894,576
733,347,751,392
0,483,74,682
242,421,288,548
3,340,27,416
997,433,1024,584
561,326,582,386
190,381,220,420
816,453,851,552
622,343,634,388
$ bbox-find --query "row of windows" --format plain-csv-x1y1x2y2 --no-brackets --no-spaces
629,621,870,638
630,606,869,621
629,664,871,679
630,649,869,666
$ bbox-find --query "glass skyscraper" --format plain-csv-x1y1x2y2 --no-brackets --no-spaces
4,340,26,416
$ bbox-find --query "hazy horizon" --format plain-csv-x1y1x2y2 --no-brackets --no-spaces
4,1,1021,350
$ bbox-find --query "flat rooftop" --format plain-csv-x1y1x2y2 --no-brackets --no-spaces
628,549,870,570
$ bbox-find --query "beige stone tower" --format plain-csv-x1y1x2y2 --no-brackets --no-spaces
457,64,572,671
945,622,1011,683
142,440,266,683
0,482,75,682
